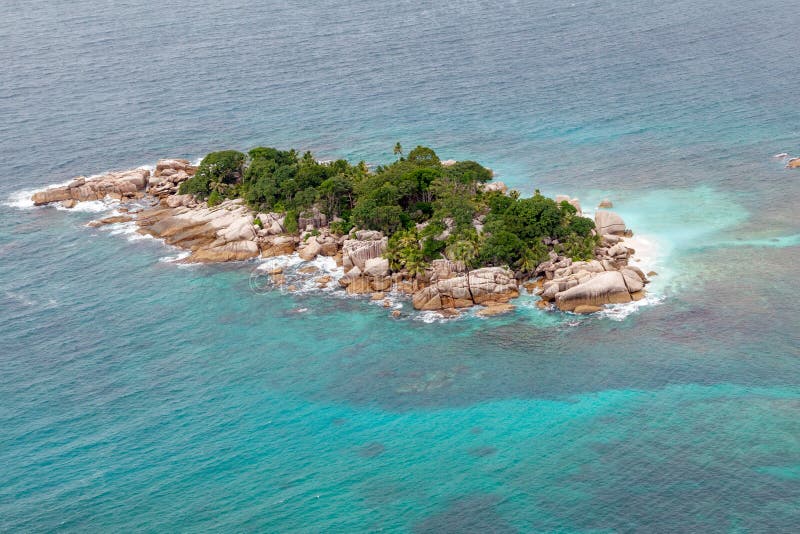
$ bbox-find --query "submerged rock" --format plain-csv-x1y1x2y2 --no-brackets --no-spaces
574,305,603,314
87,215,134,227
476,303,515,317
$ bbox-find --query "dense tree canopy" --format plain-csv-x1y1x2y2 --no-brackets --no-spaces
178,144,598,272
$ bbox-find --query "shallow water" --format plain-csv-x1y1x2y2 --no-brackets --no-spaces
1,0,799,531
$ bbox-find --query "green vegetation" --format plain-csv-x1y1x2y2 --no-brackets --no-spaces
179,150,246,199
179,144,597,274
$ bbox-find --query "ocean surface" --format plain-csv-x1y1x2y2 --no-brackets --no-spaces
1,0,799,531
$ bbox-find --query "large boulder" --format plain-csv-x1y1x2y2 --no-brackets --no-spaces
298,236,322,261
480,181,508,193
219,217,257,242
411,267,518,310
261,235,297,257
620,267,645,293
468,267,519,304
436,276,474,308
165,194,196,208
554,271,632,311
363,257,390,277
257,212,286,235
595,211,626,235
354,230,383,241
298,207,328,231
342,237,387,271
345,276,374,294
155,159,196,177
429,259,466,280
189,240,259,262
412,286,443,310
32,187,72,205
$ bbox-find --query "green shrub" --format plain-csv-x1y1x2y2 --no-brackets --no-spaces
179,150,246,199
479,230,527,267
421,237,446,261
207,190,222,207
406,146,441,167
329,219,354,236
284,209,299,234
558,234,600,261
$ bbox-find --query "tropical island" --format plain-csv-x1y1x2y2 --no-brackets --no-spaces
30,144,649,316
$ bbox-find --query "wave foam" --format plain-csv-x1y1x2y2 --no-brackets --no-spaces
2,178,73,209
62,198,121,213
3,162,157,211
159,251,191,263
597,292,665,321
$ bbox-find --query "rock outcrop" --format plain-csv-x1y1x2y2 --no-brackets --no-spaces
137,199,260,262
594,210,627,235
411,267,518,310
298,236,322,261
148,159,197,197
298,207,328,231
256,212,286,236
364,257,390,277
32,168,151,206
342,233,387,271
480,181,508,193
260,235,297,257
554,271,633,311
535,238,649,312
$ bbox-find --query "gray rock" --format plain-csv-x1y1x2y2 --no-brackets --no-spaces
555,271,632,311
363,257,390,277
298,236,322,261
595,210,626,235
342,238,387,271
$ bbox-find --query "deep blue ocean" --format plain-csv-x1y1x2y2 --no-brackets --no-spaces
1,1,799,531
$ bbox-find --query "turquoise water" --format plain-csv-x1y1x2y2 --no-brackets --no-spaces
1,0,799,531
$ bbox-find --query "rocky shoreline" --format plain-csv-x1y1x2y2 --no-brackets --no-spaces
30,159,652,318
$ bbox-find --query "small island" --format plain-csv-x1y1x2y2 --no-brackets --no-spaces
31,144,650,316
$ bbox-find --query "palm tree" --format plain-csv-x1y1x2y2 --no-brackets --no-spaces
385,238,405,271
516,249,538,274
404,253,427,278
446,239,478,267
393,142,403,159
